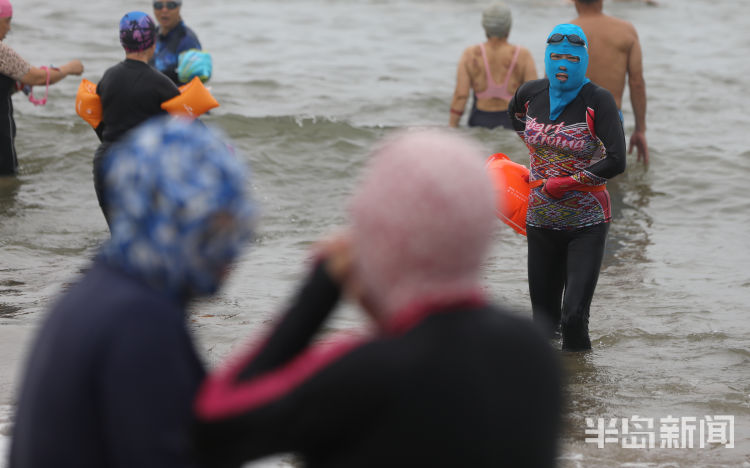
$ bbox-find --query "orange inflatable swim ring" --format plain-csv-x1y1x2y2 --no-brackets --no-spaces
485,153,531,236
161,76,219,118
486,153,607,236
75,78,102,129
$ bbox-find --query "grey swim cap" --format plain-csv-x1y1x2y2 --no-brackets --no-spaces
482,3,512,38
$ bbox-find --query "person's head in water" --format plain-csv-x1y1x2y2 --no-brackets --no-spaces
119,11,157,57
153,0,182,35
349,129,495,321
544,23,590,120
482,2,512,39
0,0,12,41
101,117,256,300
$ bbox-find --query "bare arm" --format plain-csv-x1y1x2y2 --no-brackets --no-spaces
520,48,538,83
627,34,649,164
449,49,471,128
19,60,84,86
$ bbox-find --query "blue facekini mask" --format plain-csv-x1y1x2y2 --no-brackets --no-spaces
544,24,590,121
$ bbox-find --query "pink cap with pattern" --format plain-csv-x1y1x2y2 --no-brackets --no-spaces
349,129,496,317
0,0,12,19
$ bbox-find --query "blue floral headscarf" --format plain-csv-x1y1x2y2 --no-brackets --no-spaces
100,117,256,299
544,23,590,120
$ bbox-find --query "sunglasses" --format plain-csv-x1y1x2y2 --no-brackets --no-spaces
153,1,181,10
547,33,586,47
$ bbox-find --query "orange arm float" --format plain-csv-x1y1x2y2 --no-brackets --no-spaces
75,78,102,129
161,76,219,118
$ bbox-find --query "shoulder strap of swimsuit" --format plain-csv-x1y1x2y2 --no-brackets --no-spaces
479,43,494,85
500,45,522,88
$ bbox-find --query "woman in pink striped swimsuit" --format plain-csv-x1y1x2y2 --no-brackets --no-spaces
450,3,537,130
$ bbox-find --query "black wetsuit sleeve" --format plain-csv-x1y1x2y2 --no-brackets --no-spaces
238,261,342,381
194,262,364,467
586,86,627,179
508,79,548,137
94,122,105,142
94,84,105,141
508,82,528,135
155,72,181,103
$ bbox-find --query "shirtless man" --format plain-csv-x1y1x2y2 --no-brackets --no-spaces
572,0,649,164
450,3,537,129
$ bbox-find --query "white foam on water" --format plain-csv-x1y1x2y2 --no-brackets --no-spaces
0,404,11,468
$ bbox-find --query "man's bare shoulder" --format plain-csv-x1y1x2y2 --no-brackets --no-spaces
573,14,638,43
606,14,638,35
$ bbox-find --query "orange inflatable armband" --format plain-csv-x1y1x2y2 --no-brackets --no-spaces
161,76,219,118
485,153,531,236
75,78,102,129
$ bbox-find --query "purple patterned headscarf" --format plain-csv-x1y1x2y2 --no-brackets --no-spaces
119,11,156,53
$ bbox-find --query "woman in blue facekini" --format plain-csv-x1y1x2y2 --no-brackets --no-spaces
507,24,626,351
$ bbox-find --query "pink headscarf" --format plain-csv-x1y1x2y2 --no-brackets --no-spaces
0,0,12,19
349,129,496,318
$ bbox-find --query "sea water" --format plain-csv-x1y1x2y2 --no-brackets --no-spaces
0,0,748,466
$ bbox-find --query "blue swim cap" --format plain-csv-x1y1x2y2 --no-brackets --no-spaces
177,49,213,83
544,23,590,120
101,117,256,299
119,11,157,53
